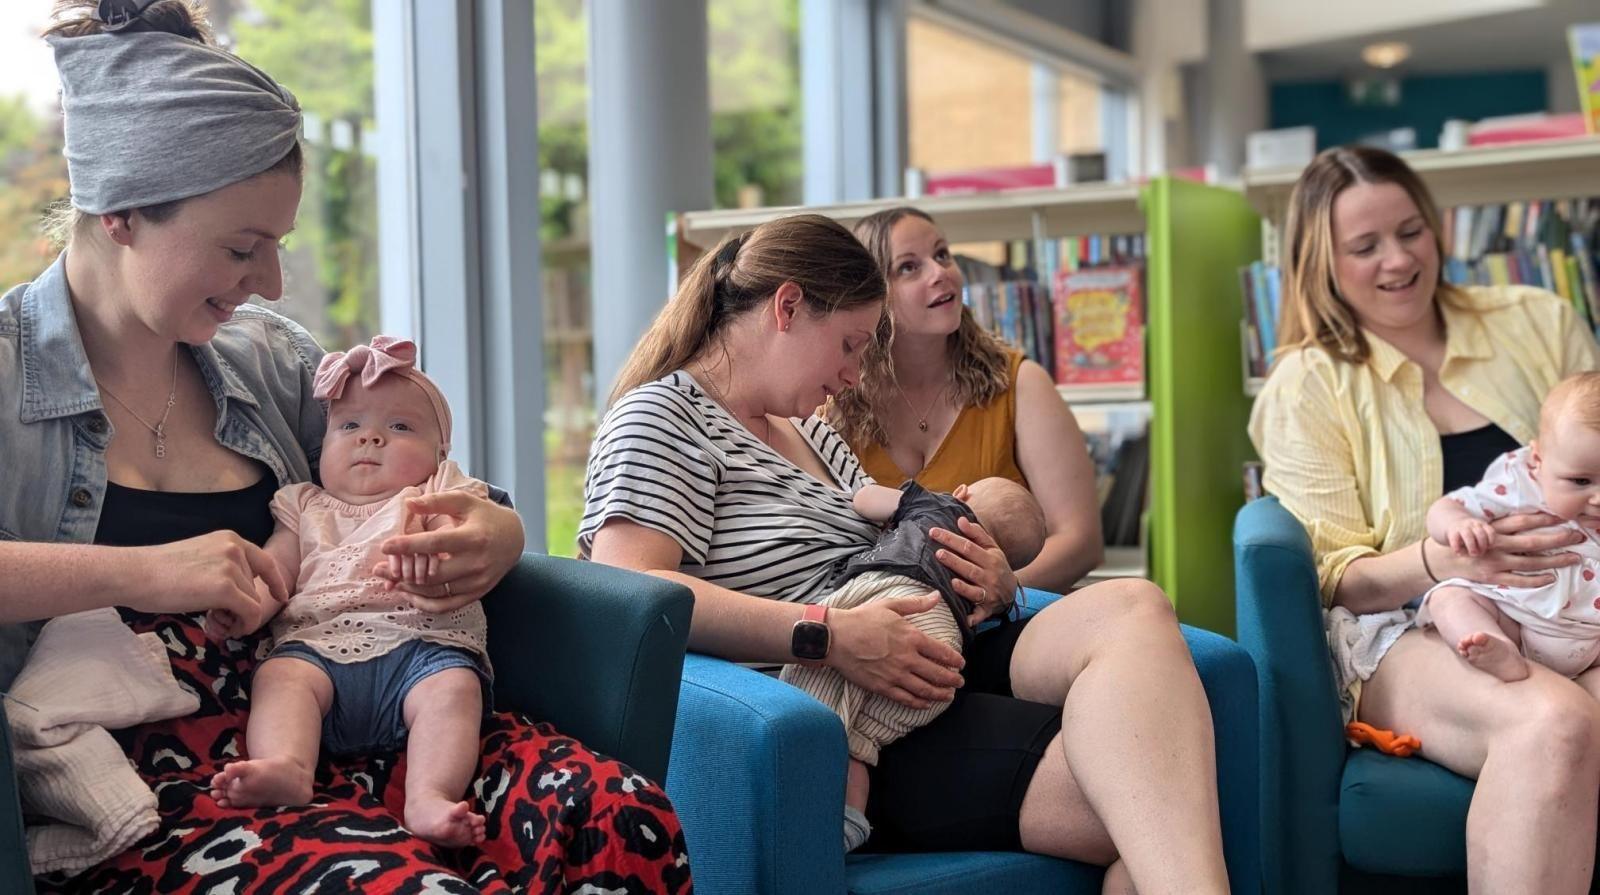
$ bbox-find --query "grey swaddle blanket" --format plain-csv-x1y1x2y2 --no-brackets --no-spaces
49,30,300,214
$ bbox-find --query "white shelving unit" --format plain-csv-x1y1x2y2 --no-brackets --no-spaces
1056,383,1146,403
1079,545,1148,585
1242,136,1600,225
678,182,1146,247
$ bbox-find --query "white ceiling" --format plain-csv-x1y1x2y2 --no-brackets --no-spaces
1245,0,1543,52
1253,0,1597,80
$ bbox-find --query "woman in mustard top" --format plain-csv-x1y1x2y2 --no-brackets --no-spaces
830,207,1104,593
1251,145,1600,892
826,207,1225,894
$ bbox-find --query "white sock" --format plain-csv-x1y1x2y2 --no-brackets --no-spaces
843,804,872,853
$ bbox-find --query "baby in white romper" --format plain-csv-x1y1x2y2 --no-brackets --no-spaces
204,336,492,848
1420,371,1600,683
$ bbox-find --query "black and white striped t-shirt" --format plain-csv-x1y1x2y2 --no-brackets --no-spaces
579,371,880,603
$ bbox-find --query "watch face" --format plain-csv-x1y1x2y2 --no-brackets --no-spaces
791,620,830,661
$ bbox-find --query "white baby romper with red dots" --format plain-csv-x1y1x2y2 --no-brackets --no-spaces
1415,445,1600,677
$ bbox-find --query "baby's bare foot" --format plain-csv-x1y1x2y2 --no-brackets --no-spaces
406,796,486,848
1457,632,1530,683
208,758,313,808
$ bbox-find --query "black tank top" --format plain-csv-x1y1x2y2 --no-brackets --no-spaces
95,471,277,547
1439,424,1520,495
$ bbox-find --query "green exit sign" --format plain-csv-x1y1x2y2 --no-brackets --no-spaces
1346,76,1402,107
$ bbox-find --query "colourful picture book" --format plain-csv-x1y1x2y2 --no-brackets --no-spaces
1573,23,1600,135
1052,266,1145,392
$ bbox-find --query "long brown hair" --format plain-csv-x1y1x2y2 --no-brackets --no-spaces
1278,145,1466,365
608,213,885,405
42,0,304,247
827,206,1011,447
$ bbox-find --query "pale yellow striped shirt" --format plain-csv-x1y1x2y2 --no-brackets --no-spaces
1249,285,1600,606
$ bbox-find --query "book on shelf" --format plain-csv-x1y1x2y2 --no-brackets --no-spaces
1574,23,1600,135
1444,198,1600,331
1243,461,1264,503
1074,404,1150,550
1239,260,1282,381
958,254,1056,375
956,233,1146,395
1053,264,1146,397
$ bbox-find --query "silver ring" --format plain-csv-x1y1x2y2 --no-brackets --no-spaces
443,581,453,598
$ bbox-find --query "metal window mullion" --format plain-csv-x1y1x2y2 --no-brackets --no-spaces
410,0,484,474
372,0,419,339
472,0,544,546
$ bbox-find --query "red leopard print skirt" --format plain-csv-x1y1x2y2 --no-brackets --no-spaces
38,611,692,894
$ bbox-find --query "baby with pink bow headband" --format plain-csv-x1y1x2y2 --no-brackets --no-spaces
205,335,492,848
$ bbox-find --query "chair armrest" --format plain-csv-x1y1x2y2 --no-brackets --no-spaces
667,655,847,895
1234,497,1345,895
1183,625,1261,895
483,554,693,783
0,700,34,894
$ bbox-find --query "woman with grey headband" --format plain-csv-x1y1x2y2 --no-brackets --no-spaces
0,2,689,892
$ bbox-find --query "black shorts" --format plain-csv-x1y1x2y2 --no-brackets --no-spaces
863,614,1062,853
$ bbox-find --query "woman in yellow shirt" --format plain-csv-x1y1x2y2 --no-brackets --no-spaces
827,207,1226,894
1250,144,1600,892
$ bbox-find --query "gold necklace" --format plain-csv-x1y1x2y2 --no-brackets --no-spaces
896,378,946,433
696,361,770,441
98,353,180,459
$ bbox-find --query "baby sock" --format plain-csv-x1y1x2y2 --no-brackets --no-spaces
843,804,872,853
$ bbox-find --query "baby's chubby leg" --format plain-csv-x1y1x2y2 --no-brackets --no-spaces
1427,585,1528,682
211,655,334,807
401,667,486,847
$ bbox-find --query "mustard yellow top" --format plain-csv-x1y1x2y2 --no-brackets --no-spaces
1249,285,1600,606
854,350,1029,492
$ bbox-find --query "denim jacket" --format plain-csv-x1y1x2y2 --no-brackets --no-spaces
0,252,327,688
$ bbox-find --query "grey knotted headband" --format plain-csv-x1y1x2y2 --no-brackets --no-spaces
49,30,302,215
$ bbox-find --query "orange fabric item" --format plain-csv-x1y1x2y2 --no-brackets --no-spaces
1345,721,1421,757
853,350,1029,492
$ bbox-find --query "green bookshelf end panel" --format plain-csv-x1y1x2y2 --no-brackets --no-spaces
1143,177,1262,637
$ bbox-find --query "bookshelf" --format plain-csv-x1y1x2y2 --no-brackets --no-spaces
678,178,1261,636
1238,137,1600,397
1242,136,1600,227
678,182,1146,247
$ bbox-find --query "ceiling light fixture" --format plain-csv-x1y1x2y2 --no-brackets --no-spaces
1361,41,1411,69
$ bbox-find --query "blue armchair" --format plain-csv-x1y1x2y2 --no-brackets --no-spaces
668,590,1261,895
1234,497,1474,894
0,553,694,895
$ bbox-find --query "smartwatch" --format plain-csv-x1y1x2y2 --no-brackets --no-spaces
790,603,830,662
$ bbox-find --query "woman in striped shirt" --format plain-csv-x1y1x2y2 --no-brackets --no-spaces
1251,145,1600,892
583,214,1229,894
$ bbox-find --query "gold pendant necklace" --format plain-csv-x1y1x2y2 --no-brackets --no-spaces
896,379,945,433
98,353,180,459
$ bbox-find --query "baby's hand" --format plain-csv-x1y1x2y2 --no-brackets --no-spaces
204,608,245,642
387,551,441,588
1448,517,1497,557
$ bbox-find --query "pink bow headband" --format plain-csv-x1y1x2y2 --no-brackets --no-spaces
312,336,452,456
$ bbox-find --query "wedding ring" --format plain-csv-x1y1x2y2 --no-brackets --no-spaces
444,581,453,598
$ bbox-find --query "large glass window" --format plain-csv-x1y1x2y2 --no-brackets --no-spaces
0,0,382,349
709,0,803,209
906,13,1104,175
535,0,591,557
536,0,803,557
